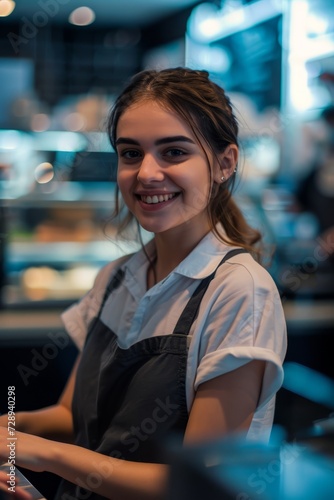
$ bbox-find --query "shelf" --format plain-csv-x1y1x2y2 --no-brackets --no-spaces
3,182,116,207
7,240,140,267
283,300,334,330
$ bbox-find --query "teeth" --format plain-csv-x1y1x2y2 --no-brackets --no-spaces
141,193,176,204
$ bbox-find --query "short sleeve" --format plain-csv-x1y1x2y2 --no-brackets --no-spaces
192,259,287,410
61,257,128,350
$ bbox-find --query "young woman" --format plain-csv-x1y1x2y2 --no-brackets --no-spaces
0,68,286,500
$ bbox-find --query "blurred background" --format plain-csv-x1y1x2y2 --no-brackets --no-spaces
0,0,334,490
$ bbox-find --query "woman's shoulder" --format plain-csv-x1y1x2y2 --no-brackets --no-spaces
215,250,280,296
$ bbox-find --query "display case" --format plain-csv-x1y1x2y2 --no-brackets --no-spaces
0,129,142,309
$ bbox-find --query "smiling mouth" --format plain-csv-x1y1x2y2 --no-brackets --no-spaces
138,193,179,204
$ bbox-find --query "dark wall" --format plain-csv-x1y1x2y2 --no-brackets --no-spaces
0,4,199,108
1,22,142,106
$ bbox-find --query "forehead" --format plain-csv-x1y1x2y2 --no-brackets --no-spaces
116,100,194,138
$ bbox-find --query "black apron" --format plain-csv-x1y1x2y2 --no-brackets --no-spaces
56,248,247,500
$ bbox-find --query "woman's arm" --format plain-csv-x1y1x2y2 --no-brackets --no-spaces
0,355,80,442
0,428,168,500
0,360,264,500
184,359,265,443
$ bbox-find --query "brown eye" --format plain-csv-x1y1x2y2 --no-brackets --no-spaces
164,148,186,157
120,150,141,159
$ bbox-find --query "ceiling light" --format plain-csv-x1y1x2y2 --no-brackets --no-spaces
0,0,16,17
69,6,95,26
34,162,54,184
188,0,282,43
30,113,51,132
63,112,86,131
306,14,329,37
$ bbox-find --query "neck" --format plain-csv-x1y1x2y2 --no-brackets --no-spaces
152,222,211,283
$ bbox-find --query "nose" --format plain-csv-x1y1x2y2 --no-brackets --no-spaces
137,154,164,183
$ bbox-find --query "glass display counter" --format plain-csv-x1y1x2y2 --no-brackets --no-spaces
0,130,142,309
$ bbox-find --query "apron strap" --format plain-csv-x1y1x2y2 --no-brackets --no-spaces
172,248,248,336
83,267,126,348
97,267,126,317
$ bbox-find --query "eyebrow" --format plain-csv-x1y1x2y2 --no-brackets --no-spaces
115,135,196,146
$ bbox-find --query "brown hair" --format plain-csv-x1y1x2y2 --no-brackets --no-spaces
107,67,262,257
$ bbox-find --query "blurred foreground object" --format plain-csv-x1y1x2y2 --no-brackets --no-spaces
167,428,334,500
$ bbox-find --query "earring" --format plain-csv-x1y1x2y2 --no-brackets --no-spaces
234,167,237,173
221,176,225,182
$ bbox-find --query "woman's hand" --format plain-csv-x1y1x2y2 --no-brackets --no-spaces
0,471,33,500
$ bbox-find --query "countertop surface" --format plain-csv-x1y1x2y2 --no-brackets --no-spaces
0,300,333,340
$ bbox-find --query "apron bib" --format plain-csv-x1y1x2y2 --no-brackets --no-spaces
56,249,246,499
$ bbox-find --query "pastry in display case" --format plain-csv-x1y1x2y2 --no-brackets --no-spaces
0,130,142,308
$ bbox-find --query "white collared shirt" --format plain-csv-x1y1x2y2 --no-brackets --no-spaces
62,230,287,441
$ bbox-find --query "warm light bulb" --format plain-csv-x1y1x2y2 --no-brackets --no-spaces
0,0,16,17
69,6,95,26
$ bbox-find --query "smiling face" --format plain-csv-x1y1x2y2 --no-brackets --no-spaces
116,100,220,240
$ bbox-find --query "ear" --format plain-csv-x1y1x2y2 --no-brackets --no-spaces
213,144,238,183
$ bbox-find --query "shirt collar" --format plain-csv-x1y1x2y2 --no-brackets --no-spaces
123,226,237,282
173,228,237,279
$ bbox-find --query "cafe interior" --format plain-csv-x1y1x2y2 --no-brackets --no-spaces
0,0,334,498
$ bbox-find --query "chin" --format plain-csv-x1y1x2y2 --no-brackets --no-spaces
137,220,172,235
